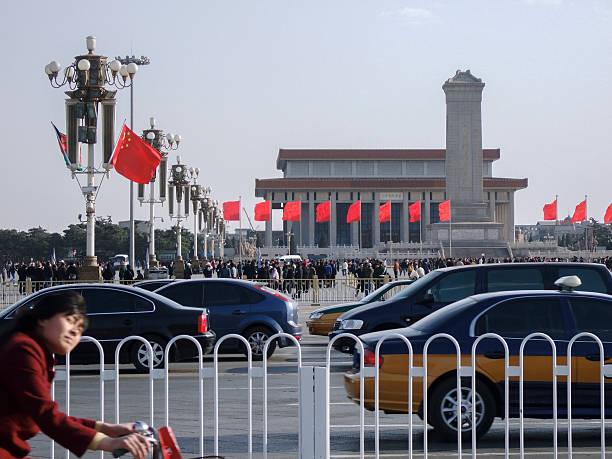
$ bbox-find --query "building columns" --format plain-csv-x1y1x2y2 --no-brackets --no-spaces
330,192,337,247
308,198,314,247
401,191,409,243
424,191,431,242
265,191,272,247
373,192,380,250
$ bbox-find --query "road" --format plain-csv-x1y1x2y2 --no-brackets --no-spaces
28,304,612,458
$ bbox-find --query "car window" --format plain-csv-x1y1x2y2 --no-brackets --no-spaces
475,297,566,339
568,297,612,341
428,270,477,303
205,283,243,306
81,289,150,314
159,283,203,307
241,287,265,304
557,267,607,293
379,283,412,301
487,268,544,292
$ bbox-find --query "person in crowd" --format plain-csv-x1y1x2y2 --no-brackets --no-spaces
0,291,151,458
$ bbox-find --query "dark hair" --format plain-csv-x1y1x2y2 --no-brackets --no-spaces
1,291,88,344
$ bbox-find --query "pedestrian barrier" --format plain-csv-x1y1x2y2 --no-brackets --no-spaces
46,332,611,458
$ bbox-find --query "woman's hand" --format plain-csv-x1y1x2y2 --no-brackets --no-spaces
98,433,152,459
99,422,136,437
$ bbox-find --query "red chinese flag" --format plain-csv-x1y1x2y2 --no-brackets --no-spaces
254,201,270,221
283,201,301,221
439,200,451,222
316,201,331,222
110,124,162,184
543,199,557,221
409,200,421,222
604,203,612,224
223,201,240,221
378,201,391,223
571,200,586,222
347,201,361,223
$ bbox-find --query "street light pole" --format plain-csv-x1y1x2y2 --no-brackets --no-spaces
117,55,150,270
45,36,136,279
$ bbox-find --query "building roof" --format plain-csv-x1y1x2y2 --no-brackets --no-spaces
276,148,501,170
255,177,528,197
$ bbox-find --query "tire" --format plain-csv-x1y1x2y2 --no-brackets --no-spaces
131,335,168,373
428,376,495,441
243,326,276,360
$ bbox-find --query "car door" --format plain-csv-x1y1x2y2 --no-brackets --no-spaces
411,270,478,321
203,281,251,339
566,296,612,415
473,296,572,416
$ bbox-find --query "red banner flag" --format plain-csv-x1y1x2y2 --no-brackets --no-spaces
254,201,270,221
223,201,240,221
439,200,450,222
378,201,391,223
409,200,421,222
604,203,612,224
283,201,301,221
110,124,162,184
543,199,557,221
347,201,361,223
571,200,586,222
316,201,331,222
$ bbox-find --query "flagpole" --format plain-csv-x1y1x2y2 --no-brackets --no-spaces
449,199,452,259
389,202,392,256
555,194,558,226
239,196,243,271
419,201,422,256
585,194,588,252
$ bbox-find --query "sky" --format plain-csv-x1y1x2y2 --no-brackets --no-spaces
1,0,611,234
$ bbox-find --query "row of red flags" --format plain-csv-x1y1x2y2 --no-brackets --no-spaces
543,199,612,224
223,200,452,223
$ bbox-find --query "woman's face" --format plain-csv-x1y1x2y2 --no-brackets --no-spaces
38,313,85,355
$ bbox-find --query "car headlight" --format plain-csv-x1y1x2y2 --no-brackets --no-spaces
309,312,324,320
340,319,364,330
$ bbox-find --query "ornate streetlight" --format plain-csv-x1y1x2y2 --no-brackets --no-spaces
167,156,193,278
45,36,137,279
137,117,180,271
190,180,211,265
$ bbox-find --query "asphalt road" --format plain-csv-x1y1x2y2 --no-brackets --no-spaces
28,304,612,458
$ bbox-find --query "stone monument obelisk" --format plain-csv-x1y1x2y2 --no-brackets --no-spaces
429,70,506,255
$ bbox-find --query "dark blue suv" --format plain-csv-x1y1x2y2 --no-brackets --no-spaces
154,279,302,359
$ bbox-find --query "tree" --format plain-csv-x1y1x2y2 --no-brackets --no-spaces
318,232,329,248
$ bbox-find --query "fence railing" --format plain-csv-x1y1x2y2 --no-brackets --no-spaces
1,275,414,309
41,332,612,459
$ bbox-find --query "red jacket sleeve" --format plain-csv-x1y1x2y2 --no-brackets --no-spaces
4,340,98,457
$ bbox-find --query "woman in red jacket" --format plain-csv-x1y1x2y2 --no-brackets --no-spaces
0,290,151,458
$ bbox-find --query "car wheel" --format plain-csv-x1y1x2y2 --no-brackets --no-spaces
131,335,168,373
428,376,495,441
243,326,276,360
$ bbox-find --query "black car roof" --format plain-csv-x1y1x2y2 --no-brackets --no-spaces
434,261,607,274
465,288,612,303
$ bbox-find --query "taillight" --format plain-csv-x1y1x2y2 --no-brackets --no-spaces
363,349,384,367
198,314,208,333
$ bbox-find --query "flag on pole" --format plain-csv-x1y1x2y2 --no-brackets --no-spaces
51,247,56,264
347,201,361,223
543,199,557,221
110,124,162,184
439,200,451,222
51,122,82,170
378,201,391,223
257,248,262,269
254,201,271,221
316,201,331,222
223,201,240,221
604,203,612,224
283,201,301,221
409,201,421,222
571,200,586,222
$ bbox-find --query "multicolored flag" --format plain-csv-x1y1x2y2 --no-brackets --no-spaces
51,121,82,170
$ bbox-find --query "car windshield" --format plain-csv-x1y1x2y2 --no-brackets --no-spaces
391,270,441,300
0,294,38,319
411,297,477,332
360,283,394,303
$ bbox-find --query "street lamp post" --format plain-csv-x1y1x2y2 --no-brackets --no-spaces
188,170,204,264
167,156,192,278
138,117,180,273
117,54,149,275
198,194,213,260
45,36,137,280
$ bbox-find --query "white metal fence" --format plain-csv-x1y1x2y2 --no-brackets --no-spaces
43,332,612,458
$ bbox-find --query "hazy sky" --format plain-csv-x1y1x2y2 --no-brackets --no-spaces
2,0,611,234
